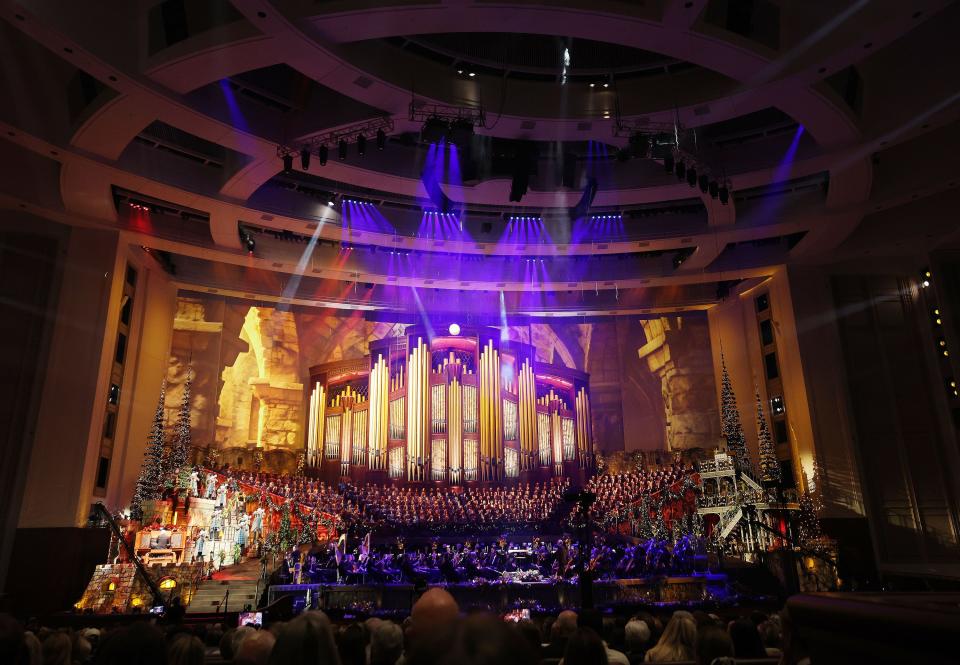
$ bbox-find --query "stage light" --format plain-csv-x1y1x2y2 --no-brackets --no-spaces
589,83,595,88
675,160,686,180
603,82,609,88
687,166,697,188
246,236,255,253
282,153,293,171
422,117,449,144
921,268,931,288
468,72,476,77
698,174,710,193
719,185,730,205
663,153,674,173
709,180,719,198
318,145,328,165
357,134,367,156
457,69,464,75
933,308,943,326
377,129,386,150
449,323,461,336
300,148,310,170
338,139,347,160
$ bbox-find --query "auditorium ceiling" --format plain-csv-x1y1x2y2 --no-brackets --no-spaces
0,0,958,315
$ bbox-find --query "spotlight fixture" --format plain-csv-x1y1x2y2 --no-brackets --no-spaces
282,153,293,172
300,148,310,170
589,83,595,88
686,166,697,188
318,145,328,166
675,160,686,180
468,72,476,77
718,185,729,205
947,378,958,398
709,180,719,199
357,134,367,156
663,153,674,173
933,308,943,326
421,116,449,144
377,128,386,150
338,139,347,160
698,174,710,193
448,323,461,336
921,268,931,288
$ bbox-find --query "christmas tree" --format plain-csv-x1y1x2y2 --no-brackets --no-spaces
719,354,752,475
168,367,193,483
130,382,167,520
796,491,823,546
755,388,781,484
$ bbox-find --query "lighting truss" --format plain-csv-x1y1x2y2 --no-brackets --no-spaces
277,116,394,157
409,99,485,126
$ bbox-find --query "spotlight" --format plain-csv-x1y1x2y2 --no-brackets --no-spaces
589,83,595,88
718,185,729,205
663,153,674,173
932,308,943,326
448,323,461,336
698,174,710,193
282,153,293,171
246,236,255,253
357,134,367,156
686,166,697,188
468,72,476,77
377,128,386,150
422,117,449,144
448,118,474,147
675,160,686,180
709,180,719,198
603,82,609,88
338,139,347,160
318,145,328,166
300,148,310,170
921,269,931,288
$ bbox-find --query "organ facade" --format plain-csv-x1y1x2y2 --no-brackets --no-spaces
306,326,593,485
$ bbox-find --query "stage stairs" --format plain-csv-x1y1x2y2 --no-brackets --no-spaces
187,559,263,614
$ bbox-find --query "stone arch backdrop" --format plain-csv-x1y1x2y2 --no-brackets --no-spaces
167,295,722,471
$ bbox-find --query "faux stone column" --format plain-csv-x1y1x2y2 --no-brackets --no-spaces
638,318,721,451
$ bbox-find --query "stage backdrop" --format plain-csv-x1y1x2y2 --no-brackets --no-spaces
166,294,721,471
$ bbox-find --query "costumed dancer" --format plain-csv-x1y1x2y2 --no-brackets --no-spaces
189,469,200,497
205,472,218,499
216,482,228,509
236,512,250,554
192,528,206,562
251,505,265,541
210,507,223,541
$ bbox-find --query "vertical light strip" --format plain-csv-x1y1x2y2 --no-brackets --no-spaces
449,376,462,485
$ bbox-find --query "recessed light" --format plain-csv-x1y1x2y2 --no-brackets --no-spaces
603,83,609,88
589,83,595,88
457,69,463,74
468,72,476,77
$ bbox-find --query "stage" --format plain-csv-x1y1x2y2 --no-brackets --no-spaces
266,573,731,615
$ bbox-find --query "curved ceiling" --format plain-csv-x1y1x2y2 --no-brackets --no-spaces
0,0,958,315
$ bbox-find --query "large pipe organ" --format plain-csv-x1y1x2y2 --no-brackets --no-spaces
306,327,593,485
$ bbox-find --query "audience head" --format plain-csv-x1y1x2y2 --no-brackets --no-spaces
168,634,203,665
234,629,276,665
369,620,403,665
695,624,734,665
408,613,535,665
552,609,578,641
0,614,30,665
94,622,167,665
41,631,71,665
728,618,766,658
515,620,542,660
268,611,340,665
624,619,650,653
408,587,459,647
335,624,366,665
644,611,696,662
563,627,608,665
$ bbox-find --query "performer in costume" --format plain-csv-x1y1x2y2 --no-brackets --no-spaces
210,508,223,541
236,512,250,550
216,483,228,509
251,505,265,540
193,529,206,562
205,472,217,499
189,469,200,497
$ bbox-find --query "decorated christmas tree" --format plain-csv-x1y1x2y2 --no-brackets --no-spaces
755,388,781,484
719,354,752,475
130,382,167,520
168,367,194,484
796,491,823,546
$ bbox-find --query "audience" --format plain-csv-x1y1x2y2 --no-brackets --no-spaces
0,600,789,665
644,612,696,662
624,619,651,664
563,627,609,665
694,625,734,665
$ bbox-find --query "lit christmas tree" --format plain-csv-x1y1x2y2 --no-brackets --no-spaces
296,451,305,476
796,491,823,546
719,354,752,475
168,367,194,484
755,388,781,484
130,382,167,520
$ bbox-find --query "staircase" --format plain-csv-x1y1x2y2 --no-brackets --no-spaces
187,558,264,614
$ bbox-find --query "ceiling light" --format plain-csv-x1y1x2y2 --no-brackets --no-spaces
603,82,609,88
457,69,464,75
468,72,476,77
589,83,595,88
